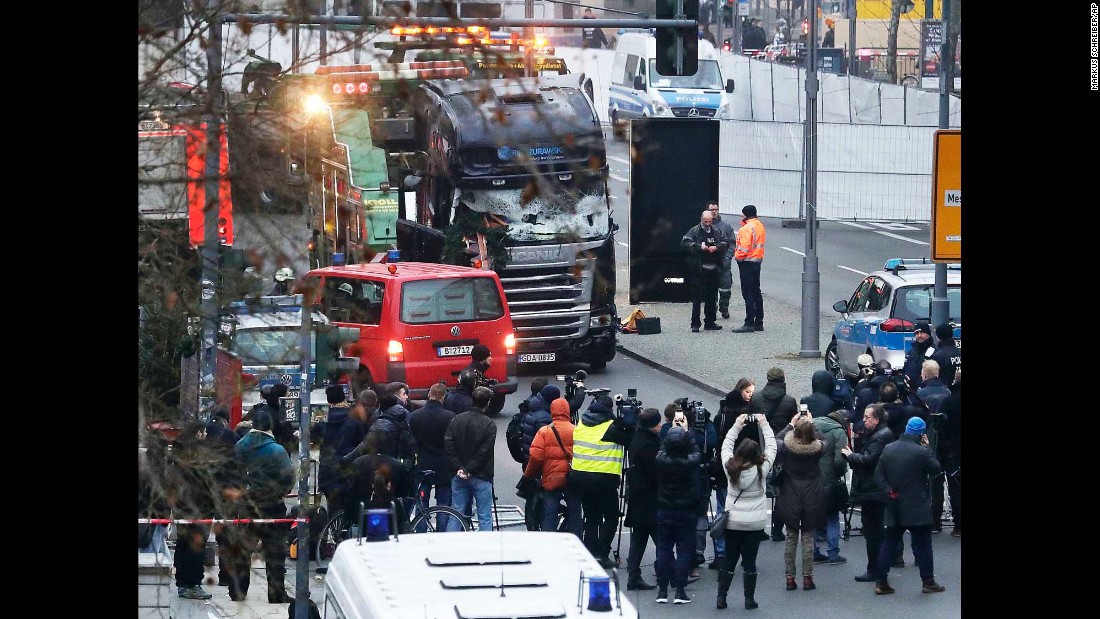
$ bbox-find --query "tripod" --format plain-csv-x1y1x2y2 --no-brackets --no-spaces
612,447,631,567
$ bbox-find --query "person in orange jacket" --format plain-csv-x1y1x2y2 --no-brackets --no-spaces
731,204,768,333
522,398,582,537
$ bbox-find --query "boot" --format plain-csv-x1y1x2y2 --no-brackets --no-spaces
268,585,293,604
802,575,816,590
743,572,758,609
717,570,733,609
719,291,731,319
626,576,656,591
921,577,946,593
875,579,896,595
786,576,797,591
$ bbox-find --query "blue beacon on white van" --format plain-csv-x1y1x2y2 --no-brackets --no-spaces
608,32,734,126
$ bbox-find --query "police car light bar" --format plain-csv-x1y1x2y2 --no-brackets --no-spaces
883,258,961,275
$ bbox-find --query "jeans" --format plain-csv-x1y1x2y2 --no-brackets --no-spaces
736,260,763,326
449,475,494,532
723,528,762,573
814,510,841,559
860,501,885,573
416,482,453,532
713,487,727,557
655,509,697,589
543,488,583,538
876,525,934,581
627,525,657,580
139,524,167,554
691,267,720,327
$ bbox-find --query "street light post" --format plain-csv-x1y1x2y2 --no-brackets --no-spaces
799,0,820,358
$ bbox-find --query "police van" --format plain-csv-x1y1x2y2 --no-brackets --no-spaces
322,525,639,618
607,32,735,140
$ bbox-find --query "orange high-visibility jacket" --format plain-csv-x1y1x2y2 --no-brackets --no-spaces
734,217,766,262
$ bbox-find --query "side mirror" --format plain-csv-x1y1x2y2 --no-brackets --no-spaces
633,75,645,91
725,78,735,93
832,300,848,314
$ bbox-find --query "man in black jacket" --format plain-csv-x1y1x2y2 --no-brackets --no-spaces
841,403,894,583
444,368,477,415
625,409,663,591
444,386,497,531
901,323,935,388
581,8,609,48
654,423,702,604
681,209,730,332
751,367,798,541
365,388,417,463
930,323,961,388
409,383,457,531
872,416,945,595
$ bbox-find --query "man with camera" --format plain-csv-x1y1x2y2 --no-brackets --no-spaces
841,403,894,583
681,209,731,333
672,398,720,570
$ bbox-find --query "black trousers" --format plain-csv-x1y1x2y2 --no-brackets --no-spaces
859,501,885,573
173,523,209,588
220,502,290,599
691,268,720,328
579,488,620,560
627,524,657,580
736,260,763,326
723,528,763,573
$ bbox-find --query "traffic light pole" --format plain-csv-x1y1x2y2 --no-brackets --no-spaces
675,0,685,75
295,295,312,619
199,1,224,420
799,0,820,359
930,0,953,331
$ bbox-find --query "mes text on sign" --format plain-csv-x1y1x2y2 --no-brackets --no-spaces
930,130,960,261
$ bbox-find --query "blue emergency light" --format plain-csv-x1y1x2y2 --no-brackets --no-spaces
365,508,391,541
386,249,401,262
332,252,347,266
587,576,612,612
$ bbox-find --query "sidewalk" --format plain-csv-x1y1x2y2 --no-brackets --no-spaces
168,556,327,619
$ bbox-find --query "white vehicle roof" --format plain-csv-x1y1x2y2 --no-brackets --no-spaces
324,531,638,619
615,32,720,61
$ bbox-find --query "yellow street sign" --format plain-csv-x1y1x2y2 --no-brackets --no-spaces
930,129,960,261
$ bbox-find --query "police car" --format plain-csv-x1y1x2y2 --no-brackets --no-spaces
826,259,961,382
223,296,349,422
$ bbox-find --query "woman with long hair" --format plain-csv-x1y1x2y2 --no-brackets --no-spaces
775,412,826,591
715,413,776,610
709,378,757,570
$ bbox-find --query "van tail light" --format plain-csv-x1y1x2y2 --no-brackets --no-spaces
504,333,515,355
241,373,258,389
387,340,404,362
880,318,915,332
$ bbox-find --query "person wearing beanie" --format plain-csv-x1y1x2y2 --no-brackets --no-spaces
752,367,799,439
654,423,703,604
625,408,663,591
315,385,354,514
901,322,936,389
517,384,559,468
523,398,581,537
871,414,945,595
930,324,961,388
731,204,767,333
570,391,628,568
681,208,731,332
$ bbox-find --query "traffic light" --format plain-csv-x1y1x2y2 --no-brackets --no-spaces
314,324,360,384
655,0,699,76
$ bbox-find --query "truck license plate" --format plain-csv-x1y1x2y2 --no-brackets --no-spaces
518,353,556,363
438,345,474,357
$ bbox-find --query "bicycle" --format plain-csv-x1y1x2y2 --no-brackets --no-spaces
315,469,472,561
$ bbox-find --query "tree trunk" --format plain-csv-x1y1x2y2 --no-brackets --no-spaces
886,0,902,83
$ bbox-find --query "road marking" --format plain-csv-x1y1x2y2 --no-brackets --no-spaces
836,221,874,229
607,155,630,165
837,265,868,276
876,231,928,245
617,241,629,247
781,246,804,256
610,174,629,183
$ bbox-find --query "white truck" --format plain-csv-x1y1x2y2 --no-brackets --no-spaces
322,529,639,618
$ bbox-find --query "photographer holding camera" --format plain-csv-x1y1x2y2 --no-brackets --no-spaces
672,398,720,571
681,209,731,332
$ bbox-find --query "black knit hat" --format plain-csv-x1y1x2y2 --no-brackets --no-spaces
935,323,954,341
471,344,491,362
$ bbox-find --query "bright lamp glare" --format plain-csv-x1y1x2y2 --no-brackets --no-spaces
303,94,327,115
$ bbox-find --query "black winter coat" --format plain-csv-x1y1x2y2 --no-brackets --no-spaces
774,427,826,530
367,403,417,461
655,428,702,512
902,338,935,388
520,394,553,461
883,402,923,443
316,404,352,493
874,433,941,527
445,407,497,481
409,400,457,480
916,378,951,415
624,428,661,528
930,339,961,387
846,424,894,503
752,381,799,436
443,387,474,416
801,370,840,418
854,375,890,419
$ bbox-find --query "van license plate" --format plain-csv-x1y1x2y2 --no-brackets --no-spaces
518,353,556,363
438,345,474,357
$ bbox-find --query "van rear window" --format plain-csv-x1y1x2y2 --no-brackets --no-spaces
401,277,504,324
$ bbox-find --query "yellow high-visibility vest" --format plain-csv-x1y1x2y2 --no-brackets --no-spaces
571,420,624,476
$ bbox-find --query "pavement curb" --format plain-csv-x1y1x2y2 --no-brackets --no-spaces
615,343,728,400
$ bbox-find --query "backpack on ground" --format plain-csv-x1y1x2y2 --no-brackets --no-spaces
506,402,529,464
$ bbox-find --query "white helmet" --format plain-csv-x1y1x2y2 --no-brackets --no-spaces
274,267,294,282
777,18,787,26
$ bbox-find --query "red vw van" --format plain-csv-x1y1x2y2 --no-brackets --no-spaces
302,262,518,409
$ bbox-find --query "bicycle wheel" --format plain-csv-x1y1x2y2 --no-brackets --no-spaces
315,509,349,561
409,506,472,533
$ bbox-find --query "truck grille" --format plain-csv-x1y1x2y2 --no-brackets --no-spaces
671,107,717,118
498,258,595,348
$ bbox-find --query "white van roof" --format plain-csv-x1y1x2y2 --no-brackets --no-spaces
324,531,639,619
615,32,720,62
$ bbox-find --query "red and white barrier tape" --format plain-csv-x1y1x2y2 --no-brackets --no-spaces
138,518,308,525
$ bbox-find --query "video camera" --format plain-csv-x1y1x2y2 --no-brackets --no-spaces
556,370,588,401
613,388,642,426
473,368,498,390
672,397,710,426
